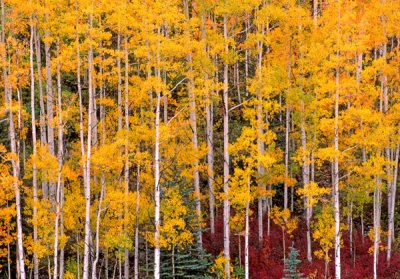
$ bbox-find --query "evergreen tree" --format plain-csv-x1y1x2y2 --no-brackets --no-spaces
283,245,307,279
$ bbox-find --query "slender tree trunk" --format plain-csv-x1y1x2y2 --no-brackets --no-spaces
92,176,105,279
388,145,399,262
29,20,39,279
134,166,140,279
117,32,123,132
204,14,215,234
206,76,215,236
373,175,382,279
7,236,11,279
349,195,353,257
2,1,26,277
284,106,290,210
223,15,231,279
183,0,202,247
334,3,341,276
313,0,318,27
256,17,265,246
123,34,130,279
301,100,312,263
83,7,94,279
34,27,47,146
44,3,55,205
59,184,65,279
34,27,49,199
53,40,64,279
245,176,250,279
154,28,162,279
75,5,85,276
154,90,161,279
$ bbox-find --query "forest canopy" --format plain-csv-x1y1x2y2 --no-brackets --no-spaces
1,0,400,278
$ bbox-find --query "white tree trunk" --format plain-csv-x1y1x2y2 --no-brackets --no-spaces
223,15,231,279
83,9,94,279
333,3,341,278
388,145,399,262
245,176,250,279
44,6,55,204
92,176,105,279
301,101,312,263
373,176,382,279
1,1,26,277
29,21,39,279
53,40,64,279
134,166,140,279
124,35,130,279
154,90,161,279
183,0,202,247
154,28,162,279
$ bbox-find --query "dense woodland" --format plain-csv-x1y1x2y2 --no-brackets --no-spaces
1,0,400,278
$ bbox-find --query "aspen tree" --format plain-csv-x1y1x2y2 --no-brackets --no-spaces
1,0,26,277
333,1,341,277
222,14,231,279
29,17,39,279
183,0,202,248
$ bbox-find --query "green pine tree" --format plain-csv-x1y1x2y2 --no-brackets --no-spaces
283,245,307,279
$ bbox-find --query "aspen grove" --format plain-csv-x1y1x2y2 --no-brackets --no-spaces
2,0,400,278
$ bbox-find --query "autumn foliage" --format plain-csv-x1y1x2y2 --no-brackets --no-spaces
1,0,400,278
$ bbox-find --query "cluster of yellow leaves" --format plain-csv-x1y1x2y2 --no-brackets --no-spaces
367,227,386,255
297,182,330,208
270,206,298,238
210,252,234,279
312,206,336,262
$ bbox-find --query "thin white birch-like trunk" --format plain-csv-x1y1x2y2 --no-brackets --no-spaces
83,6,94,279
183,0,202,247
53,40,64,279
388,145,399,262
301,100,312,263
29,20,39,279
117,32,122,132
334,3,341,277
154,91,161,279
75,8,87,272
223,15,231,279
373,175,382,279
207,85,215,234
154,27,162,279
34,28,49,199
1,1,26,277
123,34,130,279
44,1,55,204
245,176,250,279
134,166,140,279
284,38,292,210
92,176,105,279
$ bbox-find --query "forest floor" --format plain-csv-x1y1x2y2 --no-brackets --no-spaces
203,210,400,279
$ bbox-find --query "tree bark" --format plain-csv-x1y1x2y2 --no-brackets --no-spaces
123,34,130,279
44,1,55,205
82,5,94,279
1,0,26,277
53,40,64,279
223,15,231,279
154,27,162,279
183,0,202,248
245,176,250,279
29,20,39,279
333,3,341,276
